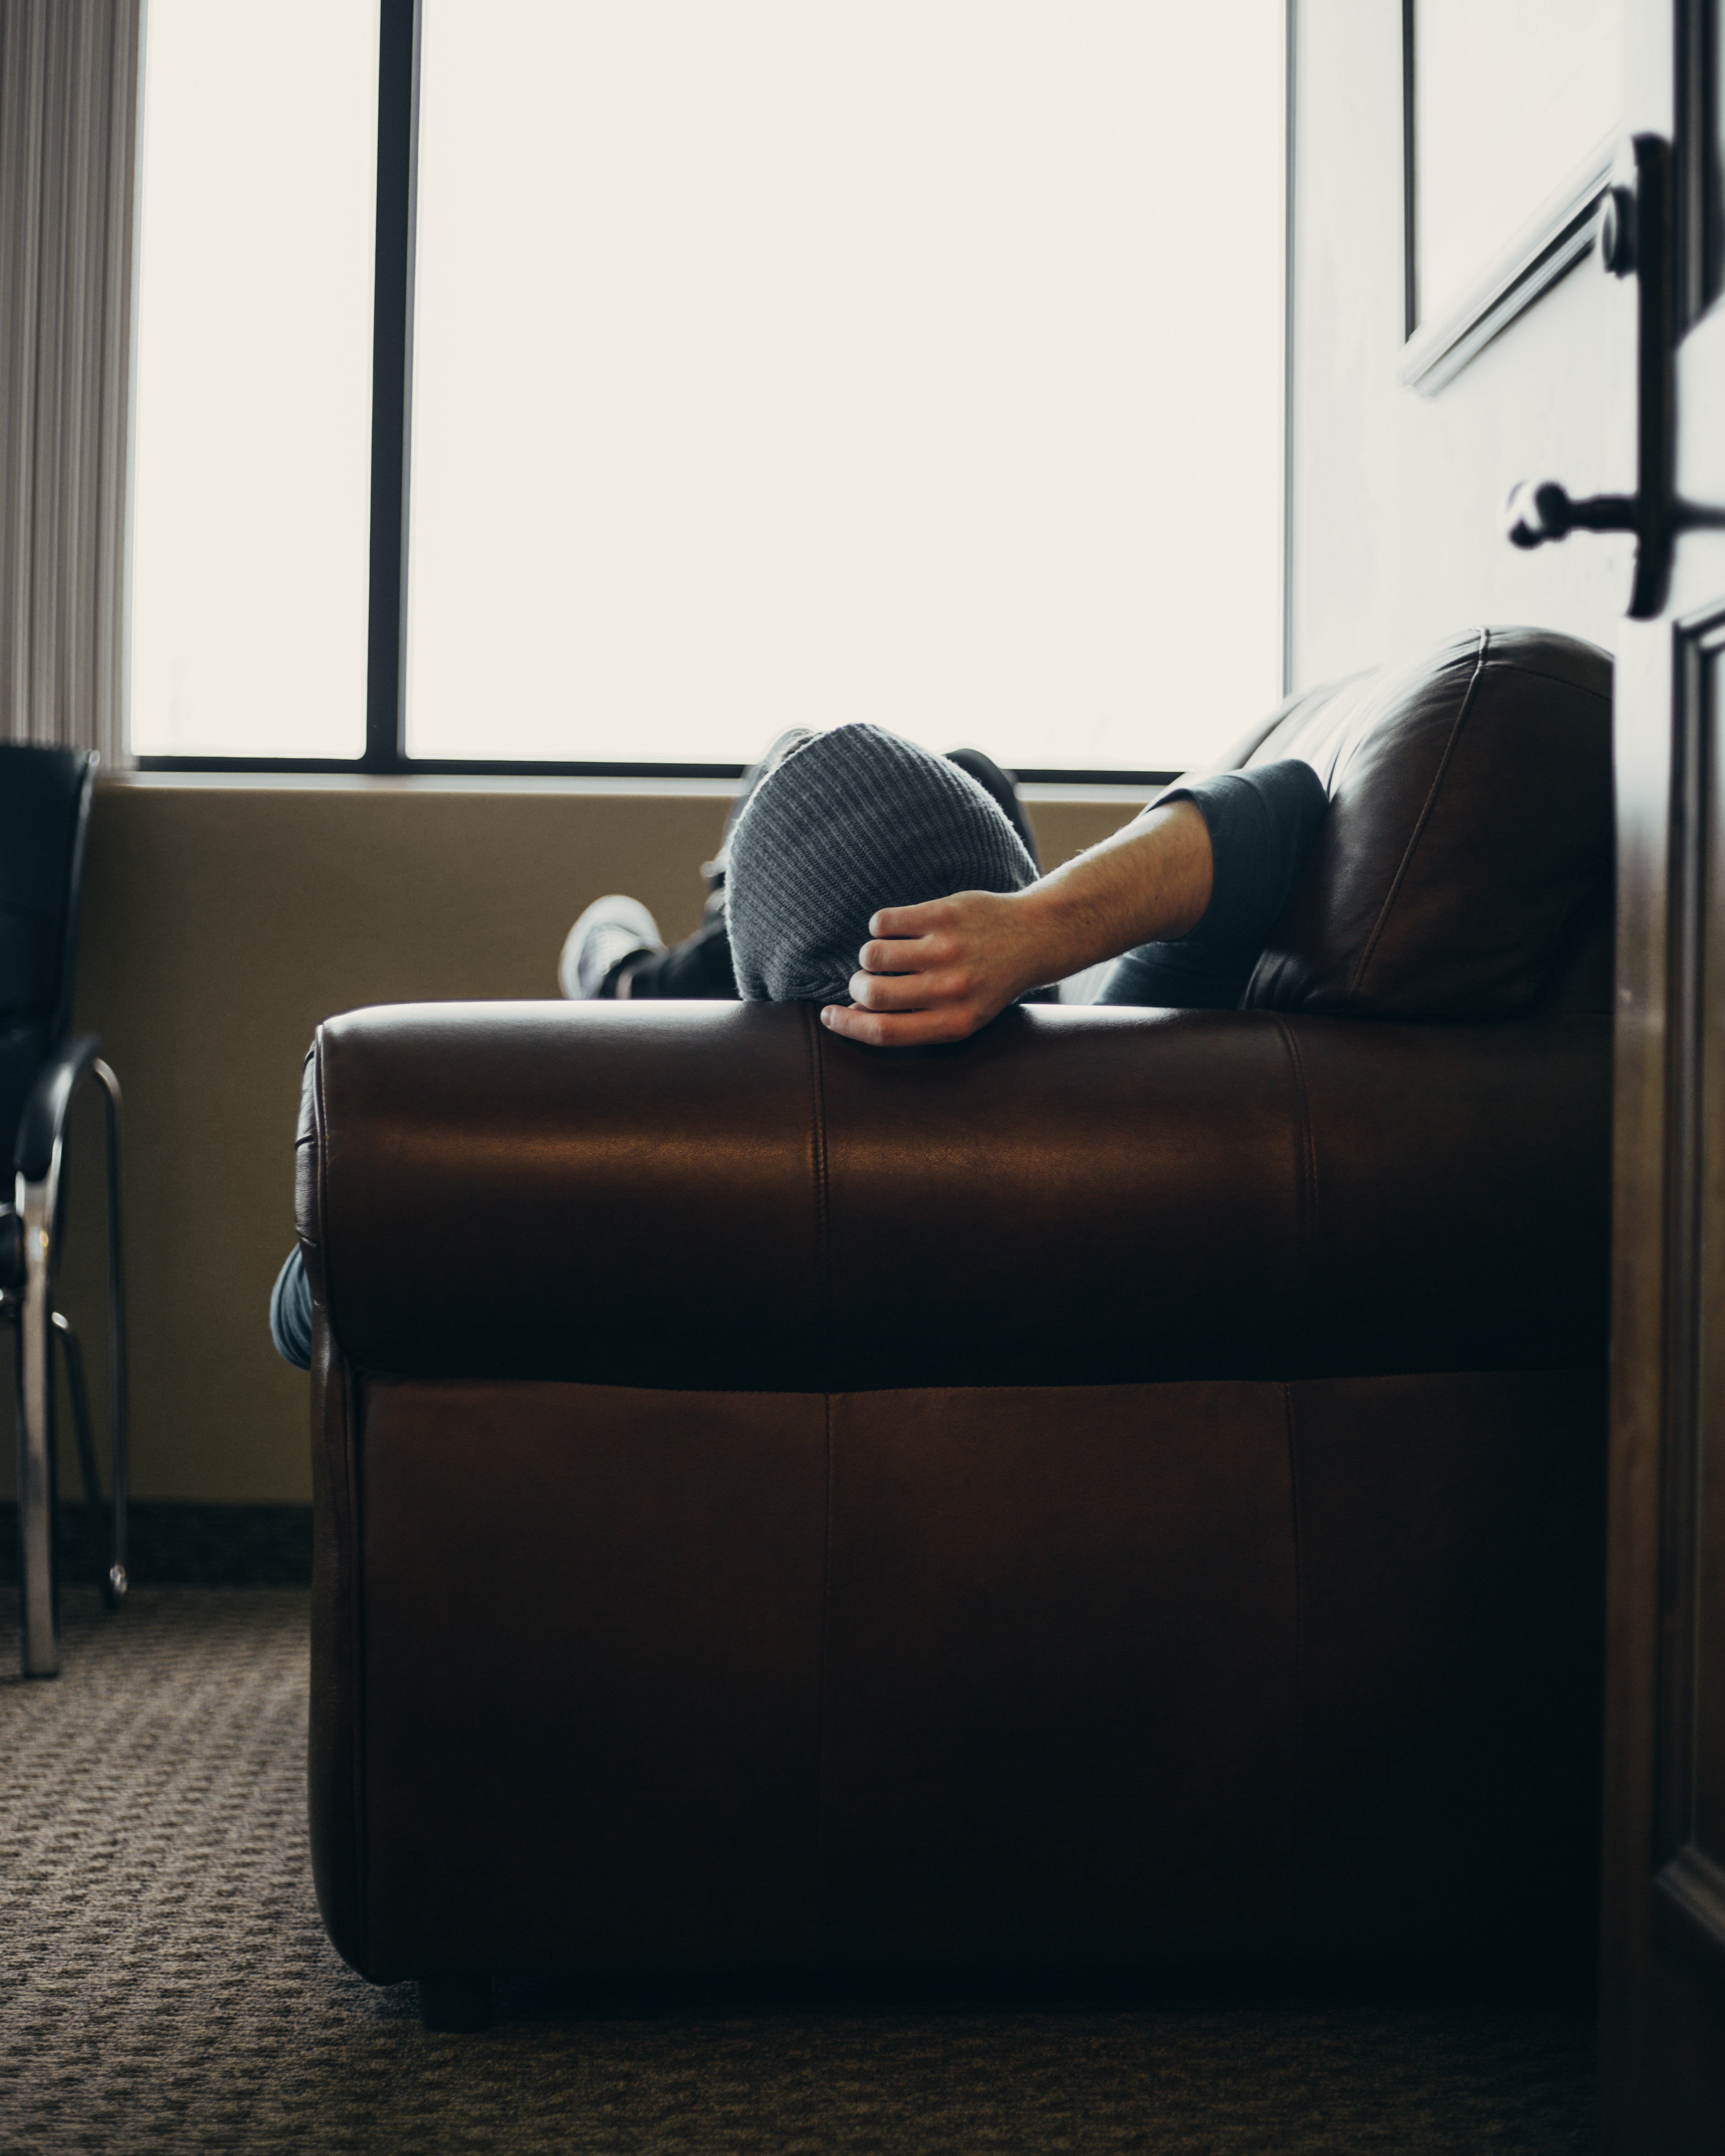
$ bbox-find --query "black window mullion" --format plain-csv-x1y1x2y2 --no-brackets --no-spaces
363,0,420,774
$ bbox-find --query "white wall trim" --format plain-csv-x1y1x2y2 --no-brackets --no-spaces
1400,133,1618,397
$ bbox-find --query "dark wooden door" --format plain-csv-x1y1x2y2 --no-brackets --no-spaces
1600,4,1725,2146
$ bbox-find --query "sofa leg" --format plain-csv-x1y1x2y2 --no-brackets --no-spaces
419,1974,491,2033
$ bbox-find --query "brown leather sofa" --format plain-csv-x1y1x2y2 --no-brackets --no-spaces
298,625,1612,2029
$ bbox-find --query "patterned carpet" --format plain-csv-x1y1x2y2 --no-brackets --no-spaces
0,1589,1597,2154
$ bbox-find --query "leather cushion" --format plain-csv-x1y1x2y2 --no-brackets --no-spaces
1217,627,1612,1020
312,1366,1604,1978
300,999,1610,1388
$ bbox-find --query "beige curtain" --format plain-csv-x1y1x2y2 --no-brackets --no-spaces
0,0,140,762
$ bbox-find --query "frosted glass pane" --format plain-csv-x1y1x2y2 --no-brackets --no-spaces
130,0,378,758
1416,0,1624,329
406,1,1284,772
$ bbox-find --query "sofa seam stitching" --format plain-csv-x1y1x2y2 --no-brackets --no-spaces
815,1391,834,1963
1281,1377,1307,1956
1272,1009,1314,1959
802,1004,834,1959
316,1031,368,1975
1477,658,1610,700
806,1009,833,1364
1347,624,1490,1002
1273,1015,1319,1302
345,1354,370,1977
313,1033,337,1320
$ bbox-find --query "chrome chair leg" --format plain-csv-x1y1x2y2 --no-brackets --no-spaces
16,1158,60,1678
53,1311,102,1511
11,1054,128,1668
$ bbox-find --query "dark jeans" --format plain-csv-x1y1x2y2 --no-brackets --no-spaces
271,1244,315,1372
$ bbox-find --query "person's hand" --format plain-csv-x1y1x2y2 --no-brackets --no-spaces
817,796,1213,1049
820,889,1050,1048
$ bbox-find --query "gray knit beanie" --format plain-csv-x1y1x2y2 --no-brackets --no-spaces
726,723,1039,1004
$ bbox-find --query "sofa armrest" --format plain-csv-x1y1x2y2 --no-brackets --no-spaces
298,999,1608,1388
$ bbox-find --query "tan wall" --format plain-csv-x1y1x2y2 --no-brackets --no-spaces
18,779,1135,1504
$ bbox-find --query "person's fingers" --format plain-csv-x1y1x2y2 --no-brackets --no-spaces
856,931,954,977
831,890,1025,1042
869,898,960,940
847,964,972,1012
821,1000,979,1047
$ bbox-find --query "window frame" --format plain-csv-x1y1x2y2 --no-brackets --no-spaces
133,0,1218,786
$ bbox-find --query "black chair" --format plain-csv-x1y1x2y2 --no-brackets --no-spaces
0,745,127,1678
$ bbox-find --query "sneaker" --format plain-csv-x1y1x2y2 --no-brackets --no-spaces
559,895,667,1000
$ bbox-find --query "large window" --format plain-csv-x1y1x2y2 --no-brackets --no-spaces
130,0,379,760
132,1,1286,779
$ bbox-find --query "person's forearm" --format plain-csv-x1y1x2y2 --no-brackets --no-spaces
1007,798,1212,990
822,796,1213,1046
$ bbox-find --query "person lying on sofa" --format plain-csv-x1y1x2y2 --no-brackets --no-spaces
268,722,1325,1370
560,720,1327,1040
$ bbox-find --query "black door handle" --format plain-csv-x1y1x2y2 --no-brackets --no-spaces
1503,481,1639,546
1502,135,1674,619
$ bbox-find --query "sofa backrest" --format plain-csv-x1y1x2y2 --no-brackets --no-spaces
1179,626,1613,1021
